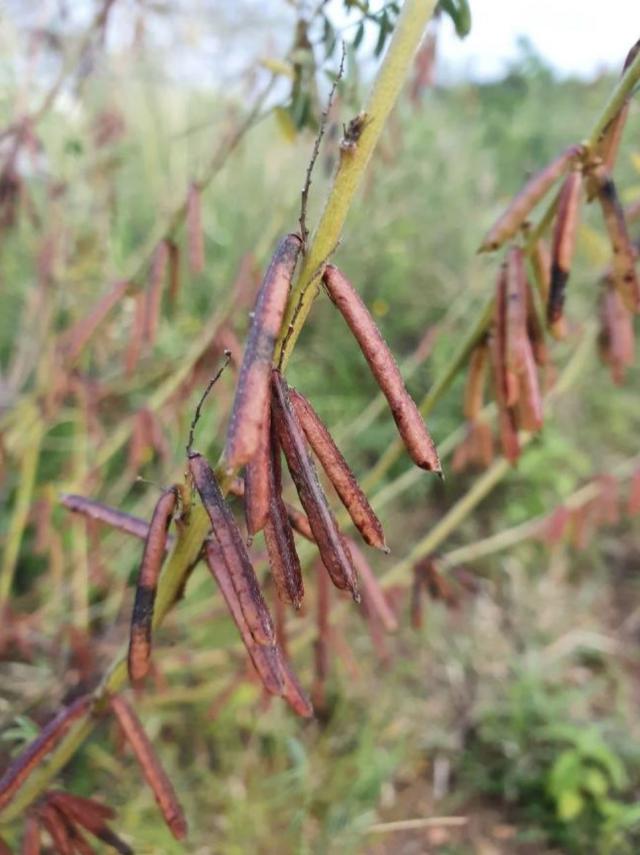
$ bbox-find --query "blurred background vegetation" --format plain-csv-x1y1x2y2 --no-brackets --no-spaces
1,2,639,853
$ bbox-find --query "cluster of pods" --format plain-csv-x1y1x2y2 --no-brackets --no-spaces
125,232,440,718
457,43,640,468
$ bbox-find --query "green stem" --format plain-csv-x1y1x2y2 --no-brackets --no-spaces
587,46,640,147
277,0,439,369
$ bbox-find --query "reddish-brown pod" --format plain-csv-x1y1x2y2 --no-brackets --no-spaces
204,540,284,697
524,279,548,366
225,234,302,470
288,387,387,551
598,280,635,384
547,169,583,325
463,340,488,421
271,370,360,600
127,487,177,684
189,452,275,645
61,494,161,545
0,696,91,812
186,182,205,275
263,426,305,608
530,238,552,304
38,803,73,855
627,468,640,516
346,539,397,632
504,246,529,379
244,405,271,538
594,171,640,314
479,144,583,252
323,264,441,474
22,814,41,855
516,345,543,432
109,694,187,840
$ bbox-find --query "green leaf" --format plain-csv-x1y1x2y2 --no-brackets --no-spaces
353,21,365,50
557,789,584,822
437,0,472,39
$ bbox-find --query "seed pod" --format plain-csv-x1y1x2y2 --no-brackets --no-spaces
479,145,583,252
530,238,552,304
492,264,515,407
22,814,40,855
60,279,130,363
598,280,635,384
127,487,177,684
288,387,387,551
38,804,73,855
505,247,529,379
346,539,397,632
244,405,271,538
225,234,302,470
452,420,494,473
271,370,359,600
323,264,441,474
263,426,304,608
525,279,548,366
538,505,571,546
204,540,283,696
48,793,115,832
279,661,314,719
186,182,205,275
144,241,169,345
515,345,543,432
189,452,274,645
109,695,187,840
285,503,315,542
627,468,640,516
498,406,520,463
547,170,583,325
0,696,91,812
61,494,161,545
463,340,489,421
594,171,640,314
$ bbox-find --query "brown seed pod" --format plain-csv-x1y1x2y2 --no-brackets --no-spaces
225,234,302,470
109,694,187,840
244,405,271,538
627,468,640,516
60,494,161,545
479,144,583,252
598,280,635,384
144,241,169,345
346,539,397,632
452,420,494,473
271,370,360,600
547,170,583,325
22,814,41,855
285,503,315,542
463,340,489,421
204,540,283,696
323,264,441,474
525,278,548,366
186,182,205,275
288,387,387,551
530,238,552,304
594,171,640,314
279,661,314,719
505,247,529,379
38,803,73,855
263,426,304,608
127,487,177,685
60,279,130,364
515,345,543,432
189,452,274,645
48,793,115,832
0,696,91,812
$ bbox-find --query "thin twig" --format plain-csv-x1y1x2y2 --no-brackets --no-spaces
186,351,231,456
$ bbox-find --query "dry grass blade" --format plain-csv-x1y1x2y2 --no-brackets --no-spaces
548,170,583,325
479,144,583,252
323,264,441,474
289,387,387,551
189,452,275,645
127,487,177,684
263,426,304,608
271,370,359,601
225,234,302,470
0,697,91,812
109,695,187,840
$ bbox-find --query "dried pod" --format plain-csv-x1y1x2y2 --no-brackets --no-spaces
144,241,169,345
279,661,314,719
22,814,41,855
271,370,359,600
204,540,283,696
109,695,187,840
530,238,552,304
244,405,271,538
452,419,494,473
225,234,302,470
127,487,177,684
189,452,275,645
323,264,441,474
463,340,489,421
48,793,115,832
285,503,315,542
525,278,548,366
598,280,635,384
547,170,583,325
288,387,387,551
61,494,161,545
479,145,583,252
538,505,571,545
515,344,543,432
186,182,205,275
504,247,529,381
0,696,91,812
38,803,73,855
594,171,640,314
60,279,130,363
627,468,640,516
346,539,397,632
263,426,304,608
